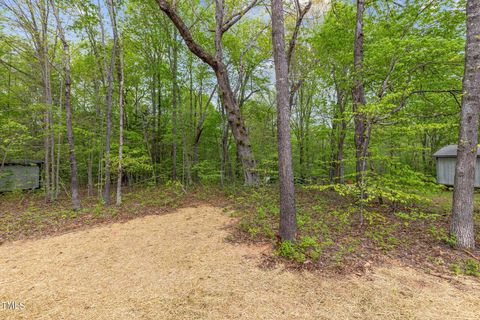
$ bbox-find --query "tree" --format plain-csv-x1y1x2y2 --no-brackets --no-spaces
450,0,480,250
271,0,296,240
352,0,369,192
103,0,118,205
155,0,260,185
170,27,178,181
50,0,81,210
115,30,125,206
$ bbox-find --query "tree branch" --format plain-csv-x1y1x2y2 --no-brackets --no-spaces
155,0,218,69
372,89,462,123
0,57,30,77
221,0,260,34
287,1,312,69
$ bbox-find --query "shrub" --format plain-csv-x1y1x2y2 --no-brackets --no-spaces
465,259,480,277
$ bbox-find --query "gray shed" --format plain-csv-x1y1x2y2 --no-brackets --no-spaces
433,145,480,187
0,160,43,192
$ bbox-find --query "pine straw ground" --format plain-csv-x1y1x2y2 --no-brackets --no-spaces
0,204,480,319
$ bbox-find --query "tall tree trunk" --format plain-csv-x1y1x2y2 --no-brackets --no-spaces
55,78,62,199
43,114,51,201
352,0,370,189
87,149,93,196
41,5,53,203
50,113,55,199
157,72,163,164
272,0,296,241
214,0,258,185
103,0,118,205
51,0,81,210
336,116,347,183
171,28,178,181
330,75,347,184
329,111,338,183
156,0,259,186
116,37,125,205
220,96,230,185
450,0,480,250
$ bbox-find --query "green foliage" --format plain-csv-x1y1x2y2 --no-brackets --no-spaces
275,241,306,263
429,226,457,247
450,262,462,276
465,259,480,277
308,162,439,213
192,160,221,184
450,259,480,277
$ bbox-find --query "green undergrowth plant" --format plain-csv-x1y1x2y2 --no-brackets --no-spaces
465,259,480,277
429,226,457,247
306,162,440,209
225,180,476,274
450,259,480,277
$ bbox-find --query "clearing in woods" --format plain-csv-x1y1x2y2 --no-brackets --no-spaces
0,205,479,319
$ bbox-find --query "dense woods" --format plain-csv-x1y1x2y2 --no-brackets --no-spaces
0,0,478,251
2,1,480,317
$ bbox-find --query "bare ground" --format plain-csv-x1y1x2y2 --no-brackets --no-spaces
0,205,479,320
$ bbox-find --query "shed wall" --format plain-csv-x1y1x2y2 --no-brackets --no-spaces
436,157,480,187
0,165,40,192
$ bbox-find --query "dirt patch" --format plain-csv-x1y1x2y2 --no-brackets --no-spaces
0,206,479,319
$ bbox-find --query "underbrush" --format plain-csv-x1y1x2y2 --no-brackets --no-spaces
225,183,480,277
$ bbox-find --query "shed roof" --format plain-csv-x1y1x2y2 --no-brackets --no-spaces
2,160,43,166
433,145,480,158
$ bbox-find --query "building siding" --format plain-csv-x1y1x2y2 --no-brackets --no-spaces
0,165,40,192
436,157,480,187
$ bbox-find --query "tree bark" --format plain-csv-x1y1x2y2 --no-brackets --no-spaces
87,149,93,196
450,0,480,250
155,0,259,186
352,0,370,188
272,0,296,241
171,28,178,181
330,70,347,184
103,0,118,205
115,35,125,206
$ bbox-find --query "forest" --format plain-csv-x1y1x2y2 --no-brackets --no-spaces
0,0,480,318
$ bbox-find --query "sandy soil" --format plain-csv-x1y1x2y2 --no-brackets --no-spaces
0,205,479,320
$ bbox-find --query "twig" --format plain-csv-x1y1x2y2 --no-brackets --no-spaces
462,249,480,262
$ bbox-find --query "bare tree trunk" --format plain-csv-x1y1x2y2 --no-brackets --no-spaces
51,0,81,210
272,0,296,241
171,28,178,181
450,0,480,250
214,0,258,185
329,111,338,183
116,37,125,205
336,117,347,183
44,114,51,201
352,0,370,190
156,0,259,186
220,97,230,186
55,78,62,199
50,113,55,198
40,1,53,203
330,74,347,184
103,0,118,205
87,149,93,196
